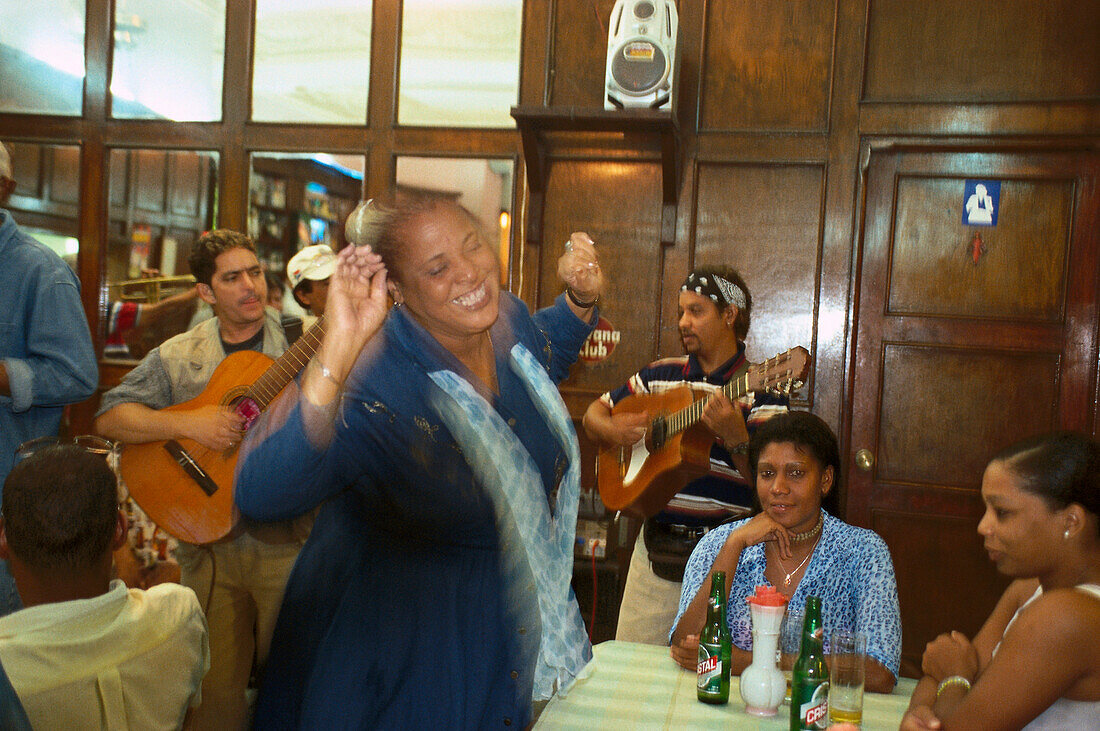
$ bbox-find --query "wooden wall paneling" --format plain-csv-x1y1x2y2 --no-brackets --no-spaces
888,176,1072,321
693,162,825,404
134,150,168,213
168,152,204,218
698,0,835,133
872,509,1010,679
540,158,664,400
9,142,43,197
547,0,616,107
864,0,1100,103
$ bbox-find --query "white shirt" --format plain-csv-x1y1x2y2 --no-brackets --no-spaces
0,580,209,730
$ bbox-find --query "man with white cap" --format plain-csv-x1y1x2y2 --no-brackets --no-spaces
286,244,336,322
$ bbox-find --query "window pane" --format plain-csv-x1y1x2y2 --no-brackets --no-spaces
253,0,372,124
398,0,521,127
103,149,219,361
0,0,85,115
248,153,364,310
395,156,515,280
111,0,225,121
3,143,82,271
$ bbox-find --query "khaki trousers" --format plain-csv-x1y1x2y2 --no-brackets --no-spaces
614,532,683,645
176,533,301,731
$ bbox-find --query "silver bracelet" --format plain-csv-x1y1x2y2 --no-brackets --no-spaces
312,358,341,386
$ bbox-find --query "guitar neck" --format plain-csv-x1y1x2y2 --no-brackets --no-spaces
246,317,326,411
664,372,752,438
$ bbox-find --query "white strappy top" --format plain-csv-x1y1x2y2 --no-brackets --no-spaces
992,583,1100,730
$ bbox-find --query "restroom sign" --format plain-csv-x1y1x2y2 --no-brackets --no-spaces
962,180,1000,227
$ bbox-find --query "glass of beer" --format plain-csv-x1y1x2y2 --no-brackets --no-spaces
778,608,803,704
828,630,866,725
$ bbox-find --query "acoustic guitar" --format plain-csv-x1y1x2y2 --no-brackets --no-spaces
119,319,326,545
597,346,810,518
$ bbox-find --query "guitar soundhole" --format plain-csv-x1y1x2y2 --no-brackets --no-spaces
232,397,262,430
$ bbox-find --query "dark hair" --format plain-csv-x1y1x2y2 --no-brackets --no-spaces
992,432,1100,530
2,445,118,572
345,194,486,282
188,229,256,286
687,265,752,340
264,270,285,297
748,411,842,515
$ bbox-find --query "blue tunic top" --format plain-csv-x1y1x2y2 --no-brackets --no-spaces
237,293,595,729
673,512,902,679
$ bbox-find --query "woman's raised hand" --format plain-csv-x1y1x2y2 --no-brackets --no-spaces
557,232,604,305
321,244,388,380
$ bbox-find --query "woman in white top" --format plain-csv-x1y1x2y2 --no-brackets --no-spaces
902,432,1100,730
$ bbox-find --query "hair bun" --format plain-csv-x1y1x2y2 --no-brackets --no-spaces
345,198,393,248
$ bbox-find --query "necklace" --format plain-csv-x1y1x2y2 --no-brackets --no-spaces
790,511,824,543
773,534,821,587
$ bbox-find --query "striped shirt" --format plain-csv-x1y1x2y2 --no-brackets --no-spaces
600,345,788,526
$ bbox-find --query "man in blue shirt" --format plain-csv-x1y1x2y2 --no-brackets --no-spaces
0,141,99,615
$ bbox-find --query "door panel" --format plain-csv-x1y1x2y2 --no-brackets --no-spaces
849,145,1099,676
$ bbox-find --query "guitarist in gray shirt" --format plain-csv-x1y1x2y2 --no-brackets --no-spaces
95,229,309,731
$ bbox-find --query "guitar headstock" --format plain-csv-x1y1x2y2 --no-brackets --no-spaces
748,346,811,396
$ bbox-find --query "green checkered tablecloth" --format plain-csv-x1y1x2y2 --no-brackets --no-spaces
535,641,916,730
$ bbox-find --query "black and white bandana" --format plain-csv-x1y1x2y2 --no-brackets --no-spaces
680,272,747,310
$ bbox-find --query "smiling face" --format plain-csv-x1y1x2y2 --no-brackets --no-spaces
755,441,834,534
198,246,267,332
978,461,1067,578
389,201,501,352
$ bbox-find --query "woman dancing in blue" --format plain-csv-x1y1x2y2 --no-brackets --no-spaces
236,196,604,728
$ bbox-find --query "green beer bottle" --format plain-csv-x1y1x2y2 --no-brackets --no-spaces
696,571,731,704
790,596,829,730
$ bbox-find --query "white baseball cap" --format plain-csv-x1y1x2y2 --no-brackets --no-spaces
287,244,336,289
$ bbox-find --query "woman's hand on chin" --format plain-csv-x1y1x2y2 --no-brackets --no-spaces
732,512,794,559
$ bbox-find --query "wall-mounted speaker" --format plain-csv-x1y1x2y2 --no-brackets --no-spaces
604,0,679,111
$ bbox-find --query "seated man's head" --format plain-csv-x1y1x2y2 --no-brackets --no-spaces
286,244,336,317
0,445,126,606
678,266,752,359
188,229,267,332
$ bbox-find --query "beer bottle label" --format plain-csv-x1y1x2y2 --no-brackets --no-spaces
696,643,723,692
797,681,830,729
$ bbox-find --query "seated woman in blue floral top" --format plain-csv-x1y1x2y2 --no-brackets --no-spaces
670,411,901,692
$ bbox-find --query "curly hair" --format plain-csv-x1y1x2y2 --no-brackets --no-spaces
188,229,256,286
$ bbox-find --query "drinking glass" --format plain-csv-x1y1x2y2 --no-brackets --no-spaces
828,630,866,725
778,607,803,704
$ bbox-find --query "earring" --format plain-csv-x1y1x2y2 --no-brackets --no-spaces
1064,529,1071,539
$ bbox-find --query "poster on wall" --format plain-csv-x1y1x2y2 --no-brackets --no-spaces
962,180,1001,227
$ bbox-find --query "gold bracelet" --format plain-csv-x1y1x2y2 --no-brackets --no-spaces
935,675,971,699
312,358,342,386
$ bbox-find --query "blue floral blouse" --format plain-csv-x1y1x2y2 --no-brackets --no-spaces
672,512,902,678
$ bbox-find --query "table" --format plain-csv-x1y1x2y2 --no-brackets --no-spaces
536,641,916,730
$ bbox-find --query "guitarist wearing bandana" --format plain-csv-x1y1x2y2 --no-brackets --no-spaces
583,267,790,645
94,230,310,730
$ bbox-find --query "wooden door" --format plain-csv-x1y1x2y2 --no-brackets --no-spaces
848,144,1100,676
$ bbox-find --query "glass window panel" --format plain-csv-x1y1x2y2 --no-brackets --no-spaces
253,0,372,124
398,0,522,127
248,152,364,315
111,0,225,121
395,156,515,280
103,149,219,361
0,0,85,115
2,142,82,271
